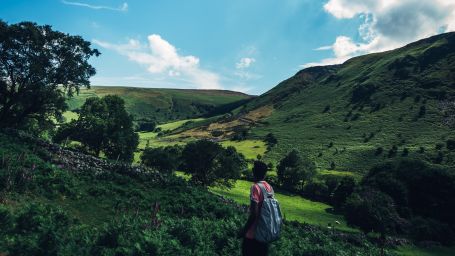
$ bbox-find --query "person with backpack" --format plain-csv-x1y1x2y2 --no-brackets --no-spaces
238,161,283,256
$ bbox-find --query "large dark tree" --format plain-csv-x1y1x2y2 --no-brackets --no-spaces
277,149,316,190
332,176,356,210
0,21,99,129
54,95,139,162
344,189,406,235
180,140,247,188
141,145,182,173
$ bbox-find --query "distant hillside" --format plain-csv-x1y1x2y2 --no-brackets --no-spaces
177,32,455,173
66,86,253,123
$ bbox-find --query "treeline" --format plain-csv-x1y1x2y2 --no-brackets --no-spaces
346,160,455,245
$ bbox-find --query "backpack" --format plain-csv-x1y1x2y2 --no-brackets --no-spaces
254,181,283,243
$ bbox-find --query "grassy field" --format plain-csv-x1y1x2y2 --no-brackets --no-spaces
62,111,79,122
66,86,251,123
210,179,355,232
137,118,205,150
220,140,267,160
158,118,205,131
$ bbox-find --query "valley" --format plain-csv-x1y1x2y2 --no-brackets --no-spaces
1,17,455,255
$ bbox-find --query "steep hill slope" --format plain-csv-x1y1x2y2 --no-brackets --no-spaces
179,32,455,173
249,32,455,172
66,86,253,123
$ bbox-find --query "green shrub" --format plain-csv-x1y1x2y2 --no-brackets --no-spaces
447,139,455,151
410,217,454,246
388,146,398,158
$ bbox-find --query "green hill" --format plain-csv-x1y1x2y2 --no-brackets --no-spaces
66,86,253,123
177,32,455,173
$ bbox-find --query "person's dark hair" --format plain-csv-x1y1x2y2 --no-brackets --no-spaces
253,160,268,181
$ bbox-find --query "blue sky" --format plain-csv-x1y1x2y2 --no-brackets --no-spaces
1,0,454,94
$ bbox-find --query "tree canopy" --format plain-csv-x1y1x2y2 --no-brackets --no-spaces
141,145,183,173
277,149,316,190
180,140,247,188
0,20,99,129
54,95,138,162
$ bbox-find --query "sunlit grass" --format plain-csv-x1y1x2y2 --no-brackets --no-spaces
62,111,79,122
220,140,267,160
209,178,356,232
158,118,205,132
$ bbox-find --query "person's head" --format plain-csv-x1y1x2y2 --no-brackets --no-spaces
252,160,268,181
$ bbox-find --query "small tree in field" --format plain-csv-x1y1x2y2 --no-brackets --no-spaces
180,140,247,188
141,146,182,173
0,21,99,130
264,133,278,147
54,95,138,162
277,149,316,191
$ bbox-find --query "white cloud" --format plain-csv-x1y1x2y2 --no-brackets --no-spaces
93,35,222,89
233,57,261,81
314,45,332,51
62,1,128,12
236,57,256,69
234,70,262,81
304,0,455,67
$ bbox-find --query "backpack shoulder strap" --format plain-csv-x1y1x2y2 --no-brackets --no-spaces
257,181,274,198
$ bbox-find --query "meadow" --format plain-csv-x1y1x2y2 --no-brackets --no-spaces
210,179,354,232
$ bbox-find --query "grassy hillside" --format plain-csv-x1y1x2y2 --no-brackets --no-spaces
0,129,396,255
180,32,455,173
66,86,252,123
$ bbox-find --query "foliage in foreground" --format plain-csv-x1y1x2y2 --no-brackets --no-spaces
0,131,394,255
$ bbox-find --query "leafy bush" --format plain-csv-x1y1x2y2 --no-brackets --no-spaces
323,105,331,113
351,84,377,104
264,133,278,147
211,130,224,137
418,105,426,117
136,120,156,132
402,148,409,156
409,217,455,246
447,139,455,151
388,145,398,158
